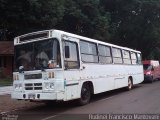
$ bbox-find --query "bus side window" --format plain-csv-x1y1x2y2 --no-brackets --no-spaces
112,47,123,64
98,45,112,64
122,50,131,64
137,53,142,64
131,52,137,65
80,40,98,63
64,41,80,69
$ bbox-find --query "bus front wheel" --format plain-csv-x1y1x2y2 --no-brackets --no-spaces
78,83,91,105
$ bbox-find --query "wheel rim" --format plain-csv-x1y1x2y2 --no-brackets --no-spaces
81,87,90,101
128,79,132,89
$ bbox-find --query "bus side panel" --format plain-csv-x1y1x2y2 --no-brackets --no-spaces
113,65,127,89
80,64,113,94
80,64,123,94
79,63,143,94
124,65,144,84
63,70,81,101
62,65,143,101
133,65,144,84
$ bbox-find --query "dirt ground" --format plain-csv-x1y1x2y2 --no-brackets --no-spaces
0,95,43,113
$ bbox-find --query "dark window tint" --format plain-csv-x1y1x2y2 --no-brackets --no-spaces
98,45,112,64
80,40,98,63
64,41,79,69
131,52,137,64
122,50,131,64
112,48,122,64
137,53,142,64
14,38,61,72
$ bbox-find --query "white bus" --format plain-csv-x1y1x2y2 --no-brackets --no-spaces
12,30,144,105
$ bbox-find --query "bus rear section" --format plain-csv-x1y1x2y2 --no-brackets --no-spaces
143,60,160,82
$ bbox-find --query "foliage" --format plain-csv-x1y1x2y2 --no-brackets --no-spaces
0,0,160,60
0,77,12,86
0,0,66,36
101,0,160,60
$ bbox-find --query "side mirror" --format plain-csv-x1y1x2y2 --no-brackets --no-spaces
19,66,24,73
65,46,70,58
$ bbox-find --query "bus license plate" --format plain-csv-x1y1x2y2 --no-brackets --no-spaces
28,94,35,99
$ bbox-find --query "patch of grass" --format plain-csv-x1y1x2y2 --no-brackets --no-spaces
0,78,13,86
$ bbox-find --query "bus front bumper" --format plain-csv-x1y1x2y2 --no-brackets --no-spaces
11,91,64,101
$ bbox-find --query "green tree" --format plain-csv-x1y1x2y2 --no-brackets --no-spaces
0,0,65,39
1,0,160,60
101,0,160,60
0,0,111,41
57,0,111,41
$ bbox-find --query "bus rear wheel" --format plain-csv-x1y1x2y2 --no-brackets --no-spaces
78,84,91,105
127,77,133,91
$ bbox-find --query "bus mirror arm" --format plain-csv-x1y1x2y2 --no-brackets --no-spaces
80,66,85,70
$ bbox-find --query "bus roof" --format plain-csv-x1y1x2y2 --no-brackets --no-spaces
53,30,141,53
15,29,141,53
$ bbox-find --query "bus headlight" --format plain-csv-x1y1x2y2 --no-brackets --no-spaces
50,83,54,89
44,83,50,89
19,84,22,89
14,83,22,90
44,82,54,90
15,84,19,89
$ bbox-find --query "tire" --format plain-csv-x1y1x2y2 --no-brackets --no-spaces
78,84,91,105
127,77,133,91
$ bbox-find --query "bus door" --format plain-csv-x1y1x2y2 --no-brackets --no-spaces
62,37,81,100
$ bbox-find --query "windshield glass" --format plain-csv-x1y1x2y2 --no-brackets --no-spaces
14,38,61,72
143,64,153,70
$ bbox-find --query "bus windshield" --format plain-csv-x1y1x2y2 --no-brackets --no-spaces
14,38,61,72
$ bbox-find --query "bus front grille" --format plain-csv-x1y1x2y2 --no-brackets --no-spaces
24,74,42,80
25,83,42,90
